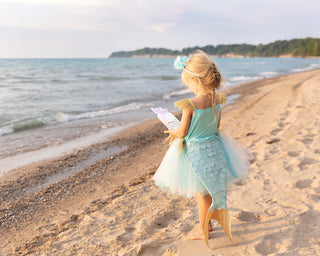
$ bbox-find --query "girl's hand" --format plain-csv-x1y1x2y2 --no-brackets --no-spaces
163,108,193,145
164,130,178,144
163,107,194,145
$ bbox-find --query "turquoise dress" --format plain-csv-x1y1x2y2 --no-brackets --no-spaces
153,98,253,212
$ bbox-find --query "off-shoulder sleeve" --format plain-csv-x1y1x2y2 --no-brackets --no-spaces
174,99,195,110
217,92,227,105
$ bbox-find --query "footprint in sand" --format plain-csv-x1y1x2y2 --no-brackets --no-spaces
136,241,176,256
153,211,180,229
287,151,300,157
117,226,136,243
237,211,261,223
142,210,181,237
263,179,271,189
264,208,279,217
265,199,277,205
255,233,281,255
264,153,270,160
235,179,246,186
295,179,313,189
279,110,290,119
292,209,320,248
298,157,319,170
70,214,79,223
270,128,282,136
301,137,314,145
278,121,285,127
314,149,320,154
298,209,320,225
266,138,280,144
310,194,320,202
283,163,294,172
269,148,279,155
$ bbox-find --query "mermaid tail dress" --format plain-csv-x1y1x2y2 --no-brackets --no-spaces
152,95,254,248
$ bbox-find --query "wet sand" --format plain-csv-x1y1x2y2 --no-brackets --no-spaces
1,69,320,255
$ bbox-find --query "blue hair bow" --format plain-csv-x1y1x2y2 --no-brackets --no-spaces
173,55,200,77
174,56,189,69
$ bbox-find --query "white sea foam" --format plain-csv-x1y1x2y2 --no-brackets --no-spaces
259,71,278,77
0,125,14,136
226,94,240,104
229,76,261,82
221,80,231,88
0,102,156,137
53,113,70,123
53,102,156,123
163,88,191,99
292,63,320,72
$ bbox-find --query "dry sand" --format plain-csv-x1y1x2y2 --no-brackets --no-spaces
0,69,320,256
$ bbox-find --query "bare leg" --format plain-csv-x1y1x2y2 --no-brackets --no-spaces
187,192,212,240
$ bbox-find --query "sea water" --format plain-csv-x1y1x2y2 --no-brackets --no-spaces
0,57,320,159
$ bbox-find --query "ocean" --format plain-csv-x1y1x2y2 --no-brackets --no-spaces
1,57,320,160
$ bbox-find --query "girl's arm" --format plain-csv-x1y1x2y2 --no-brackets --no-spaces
164,108,193,143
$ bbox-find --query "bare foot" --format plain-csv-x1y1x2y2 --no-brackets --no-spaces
187,225,204,240
187,222,213,240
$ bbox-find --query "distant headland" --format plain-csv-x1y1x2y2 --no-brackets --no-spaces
109,37,320,58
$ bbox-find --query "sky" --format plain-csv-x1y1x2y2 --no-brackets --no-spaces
0,0,319,58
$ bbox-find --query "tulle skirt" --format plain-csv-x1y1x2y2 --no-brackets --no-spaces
153,138,208,198
219,131,254,186
152,132,254,198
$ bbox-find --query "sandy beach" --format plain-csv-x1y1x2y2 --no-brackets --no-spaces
1,69,320,255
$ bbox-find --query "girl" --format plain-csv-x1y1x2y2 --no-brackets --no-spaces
153,50,253,248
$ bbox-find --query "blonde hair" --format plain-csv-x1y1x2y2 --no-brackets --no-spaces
181,50,222,123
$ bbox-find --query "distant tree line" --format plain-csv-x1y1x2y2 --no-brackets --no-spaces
109,37,320,58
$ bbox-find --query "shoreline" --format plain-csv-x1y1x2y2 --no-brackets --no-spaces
1,67,319,176
0,123,137,176
1,68,320,255
1,57,320,163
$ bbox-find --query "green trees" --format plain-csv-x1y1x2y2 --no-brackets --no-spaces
250,38,320,57
109,38,320,57
109,47,180,57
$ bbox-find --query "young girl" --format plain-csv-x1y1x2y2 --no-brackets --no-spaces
153,50,253,248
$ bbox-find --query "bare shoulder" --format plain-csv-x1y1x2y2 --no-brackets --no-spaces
189,96,197,104
191,95,213,109
189,97,201,108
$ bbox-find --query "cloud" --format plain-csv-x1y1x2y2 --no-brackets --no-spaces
152,23,175,33
0,0,319,57
0,0,107,5
0,0,190,32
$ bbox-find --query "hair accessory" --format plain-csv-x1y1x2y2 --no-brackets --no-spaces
174,56,200,77
174,56,189,69
183,68,200,77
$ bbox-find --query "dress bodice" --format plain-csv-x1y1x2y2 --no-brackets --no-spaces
184,104,221,142
174,97,223,142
